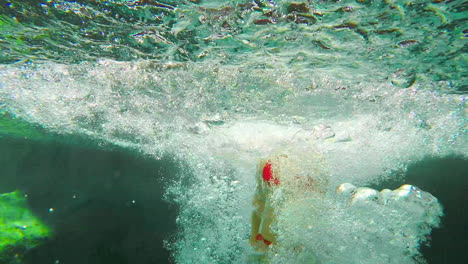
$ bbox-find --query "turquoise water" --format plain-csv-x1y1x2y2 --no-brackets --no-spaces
0,0,467,91
0,1,467,263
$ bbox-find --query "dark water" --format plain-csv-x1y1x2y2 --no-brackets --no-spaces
0,137,180,264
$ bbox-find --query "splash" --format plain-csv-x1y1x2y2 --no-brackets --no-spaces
1,59,465,263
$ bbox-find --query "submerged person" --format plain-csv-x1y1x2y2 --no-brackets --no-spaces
250,159,278,250
249,153,327,261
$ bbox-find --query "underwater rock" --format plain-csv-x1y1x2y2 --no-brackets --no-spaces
0,191,51,263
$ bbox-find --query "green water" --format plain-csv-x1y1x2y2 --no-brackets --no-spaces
0,1,467,264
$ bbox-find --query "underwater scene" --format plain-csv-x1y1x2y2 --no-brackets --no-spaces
0,0,467,263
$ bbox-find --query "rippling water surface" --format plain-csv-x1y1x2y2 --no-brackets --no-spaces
0,1,466,264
